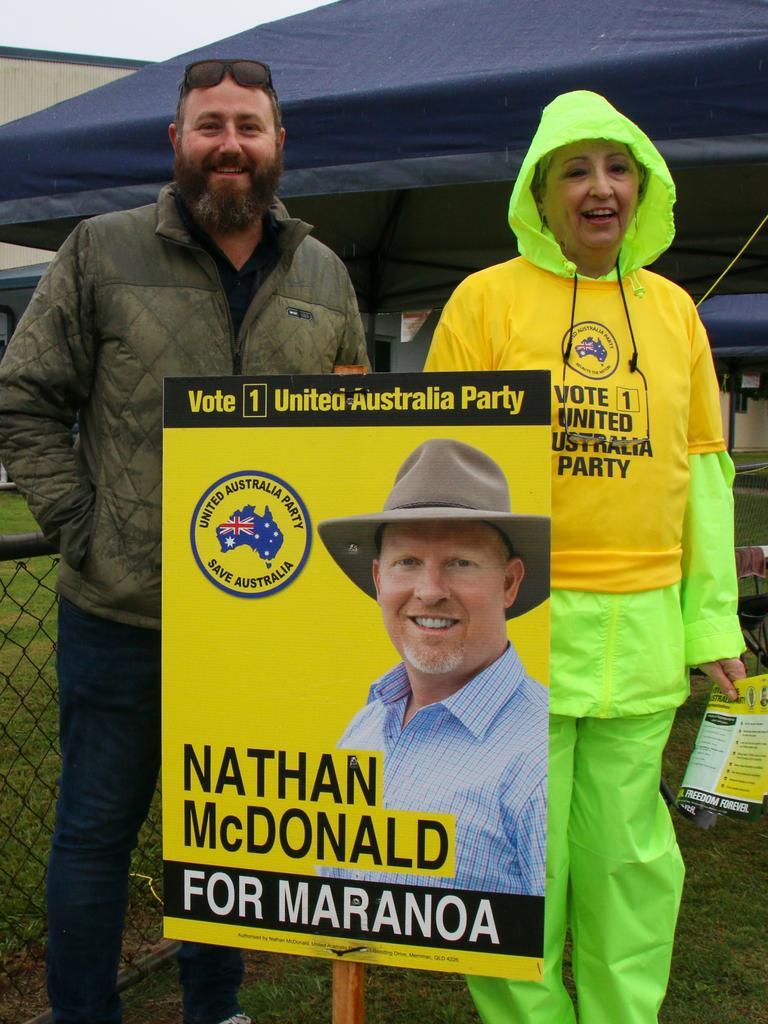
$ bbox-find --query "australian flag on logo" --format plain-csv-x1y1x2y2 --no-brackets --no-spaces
216,505,284,567
575,337,607,362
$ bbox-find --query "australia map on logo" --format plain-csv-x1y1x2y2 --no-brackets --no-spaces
216,505,284,568
575,337,607,362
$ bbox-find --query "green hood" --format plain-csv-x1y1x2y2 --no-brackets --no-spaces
508,90,676,278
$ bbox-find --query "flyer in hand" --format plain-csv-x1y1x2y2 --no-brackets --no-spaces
678,677,768,821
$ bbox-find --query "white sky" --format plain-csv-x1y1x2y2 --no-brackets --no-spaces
1,0,338,62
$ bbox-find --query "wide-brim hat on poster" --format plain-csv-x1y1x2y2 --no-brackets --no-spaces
318,438,550,619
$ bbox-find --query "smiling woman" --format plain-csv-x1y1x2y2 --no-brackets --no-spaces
426,90,745,1024
535,140,641,279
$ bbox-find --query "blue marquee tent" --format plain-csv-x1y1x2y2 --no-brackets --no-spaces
700,294,768,363
698,292,768,451
0,0,766,310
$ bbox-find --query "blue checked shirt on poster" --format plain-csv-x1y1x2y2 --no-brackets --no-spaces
328,645,548,895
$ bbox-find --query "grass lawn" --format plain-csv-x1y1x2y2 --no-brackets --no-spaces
732,450,768,466
0,492,39,535
733,452,768,468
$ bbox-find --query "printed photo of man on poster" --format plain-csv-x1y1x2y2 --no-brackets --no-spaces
318,438,550,896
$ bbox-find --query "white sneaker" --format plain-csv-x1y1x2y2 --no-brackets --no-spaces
216,1016,251,1024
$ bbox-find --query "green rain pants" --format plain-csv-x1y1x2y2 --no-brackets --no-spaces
469,711,685,1024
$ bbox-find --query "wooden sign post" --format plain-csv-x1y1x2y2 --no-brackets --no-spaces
332,962,365,1024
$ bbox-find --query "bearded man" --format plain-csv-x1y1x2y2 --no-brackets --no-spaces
0,59,367,1024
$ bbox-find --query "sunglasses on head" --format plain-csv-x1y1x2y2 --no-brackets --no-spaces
181,59,275,95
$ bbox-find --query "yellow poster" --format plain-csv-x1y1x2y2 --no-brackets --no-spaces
162,371,551,979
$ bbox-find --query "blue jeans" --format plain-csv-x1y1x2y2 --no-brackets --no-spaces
47,599,244,1024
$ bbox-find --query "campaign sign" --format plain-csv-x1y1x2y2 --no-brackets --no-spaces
162,372,551,979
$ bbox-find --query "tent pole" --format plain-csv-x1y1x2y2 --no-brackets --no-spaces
366,308,378,370
365,241,380,369
364,192,409,370
729,359,737,453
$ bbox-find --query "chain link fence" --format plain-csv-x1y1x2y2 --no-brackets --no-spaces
733,463,768,673
0,534,170,1024
734,461,768,550
734,462,768,602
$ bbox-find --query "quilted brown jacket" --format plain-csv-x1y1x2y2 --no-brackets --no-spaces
0,184,368,627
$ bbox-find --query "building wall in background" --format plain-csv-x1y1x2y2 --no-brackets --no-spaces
0,47,144,271
734,395,768,452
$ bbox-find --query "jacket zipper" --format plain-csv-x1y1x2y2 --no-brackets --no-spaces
164,236,240,373
600,595,620,717
205,257,239,374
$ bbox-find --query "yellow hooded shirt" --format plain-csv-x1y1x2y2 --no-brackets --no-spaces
426,91,742,716
427,257,724,591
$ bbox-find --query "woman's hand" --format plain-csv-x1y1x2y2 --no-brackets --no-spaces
697,658,746,701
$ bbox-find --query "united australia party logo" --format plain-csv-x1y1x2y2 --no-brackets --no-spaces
190,471,311,597
563,321,619,380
